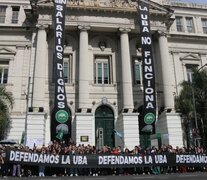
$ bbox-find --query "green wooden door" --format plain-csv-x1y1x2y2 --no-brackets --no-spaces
95,105,114,148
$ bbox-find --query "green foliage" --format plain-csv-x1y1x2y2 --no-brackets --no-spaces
175,67,207,146
193,70,207,117
175,81,194,118
0,86,14,139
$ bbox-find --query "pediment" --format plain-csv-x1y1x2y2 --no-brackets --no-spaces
0,47,16,55
145,0,173,14
180,54,200,61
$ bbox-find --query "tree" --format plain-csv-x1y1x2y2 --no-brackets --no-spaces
193,69,207,146
175,80,195,147
175,68,207,147
0,86,14,139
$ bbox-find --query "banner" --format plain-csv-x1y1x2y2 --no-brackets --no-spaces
51,0,71,143
5,150,207,168
138,0,156,134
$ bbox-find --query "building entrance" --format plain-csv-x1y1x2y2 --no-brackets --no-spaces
95,105,114,149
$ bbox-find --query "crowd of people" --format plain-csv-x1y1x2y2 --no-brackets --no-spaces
0,140,206,178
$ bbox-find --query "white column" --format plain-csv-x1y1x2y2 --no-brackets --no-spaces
157,32,175,111
33,24,48,109
171,51,182,95
119,28,134,110
78,25,90,111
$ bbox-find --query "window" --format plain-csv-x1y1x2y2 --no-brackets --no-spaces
0,61,9,84
0,6,6,23
11,7,19,24
201,18,207,34
186,17,195,33
186,65,197,83
94,56,112,84
63,54,72,83
133,57,142,85
186,67,193,82
175,16,183,32
52,54,72,84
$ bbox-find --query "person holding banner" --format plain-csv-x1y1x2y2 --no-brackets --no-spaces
150,146,161,175
12,146,21,177
131,145,141,175
69,145,78,176
38,148,46,177
123,148,132,175
112,146,124,175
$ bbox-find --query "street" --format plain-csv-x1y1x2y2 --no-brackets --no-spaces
5,172,207,180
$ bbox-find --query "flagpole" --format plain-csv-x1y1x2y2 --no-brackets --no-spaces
114,129,126,149
24,76,31,146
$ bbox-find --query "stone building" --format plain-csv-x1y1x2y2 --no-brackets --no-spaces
0,0,207,149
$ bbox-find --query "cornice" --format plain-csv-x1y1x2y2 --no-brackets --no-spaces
0,26,32,32
169,48,207,55
163,1,207,10
0,1,30,6
168,33,207,41
26,1,173,31
36,0,172,17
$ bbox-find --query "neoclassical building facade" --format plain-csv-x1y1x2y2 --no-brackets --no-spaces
0,0,207,149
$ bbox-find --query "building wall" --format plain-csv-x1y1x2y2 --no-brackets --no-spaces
0,0,206,149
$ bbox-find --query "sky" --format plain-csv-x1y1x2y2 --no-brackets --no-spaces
179,0,207,4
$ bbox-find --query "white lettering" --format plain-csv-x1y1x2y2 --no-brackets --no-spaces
145,95,154,102
57,94,65,101
146,102,154,109
9,151,15,161
56,4,63,11
57,63,63,70
142,20,148,26
57,79,64,85
62,156,70,164
58,102,65,108
57,86,64,94
56,31,62,38
98,155,143,165
56,45,63,52
142,37,151,45
145,73,153,79
143,26,149,32
55,0,66,4
56,11,63,18
141,14,148,20
57,52,62,59
56,17,62,24
139,5,148,11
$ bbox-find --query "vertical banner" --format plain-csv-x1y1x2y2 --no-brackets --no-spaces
51,0,71,143
138,0,156,134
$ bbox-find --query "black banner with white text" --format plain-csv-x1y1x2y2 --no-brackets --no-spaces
51,0,71,143
138,0,156,134
5,150,207,168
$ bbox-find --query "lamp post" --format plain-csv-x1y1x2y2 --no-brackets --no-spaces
192,63,207,146
24,76,31,146
197,63,207,72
